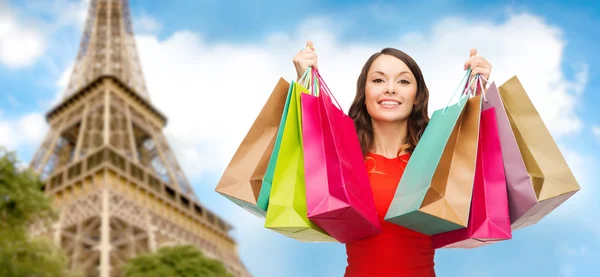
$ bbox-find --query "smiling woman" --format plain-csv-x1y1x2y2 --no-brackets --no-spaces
292,41,492,277
350,48,430,157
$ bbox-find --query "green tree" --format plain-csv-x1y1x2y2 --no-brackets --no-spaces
0,147,55,230
0,147,81,277
122,244,234,277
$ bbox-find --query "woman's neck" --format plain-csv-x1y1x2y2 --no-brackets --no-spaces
370,119,408,158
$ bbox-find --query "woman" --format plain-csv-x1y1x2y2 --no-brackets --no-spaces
292,41,492,276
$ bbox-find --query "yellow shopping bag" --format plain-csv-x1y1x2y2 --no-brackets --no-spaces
264,80,337,242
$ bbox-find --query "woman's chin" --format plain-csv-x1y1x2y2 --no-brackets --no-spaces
371,114,410,125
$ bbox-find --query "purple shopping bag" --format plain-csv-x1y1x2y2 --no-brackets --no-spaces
302,69,381,243
484,82,538,230
497,77,579,230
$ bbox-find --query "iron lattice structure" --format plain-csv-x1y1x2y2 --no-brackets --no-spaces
28,0,250,276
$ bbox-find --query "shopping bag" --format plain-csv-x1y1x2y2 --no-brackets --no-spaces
215,78,290,217
385,69,481,235
257,79,294,213
432,84,512,248
303,69,381,243
498,76,580,230
481,81,536,231
264,80,337,242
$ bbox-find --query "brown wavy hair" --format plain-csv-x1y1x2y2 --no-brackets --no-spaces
348,48,430,157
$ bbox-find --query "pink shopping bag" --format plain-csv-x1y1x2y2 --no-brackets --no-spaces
484,82,538,230
432,81,512,249
302,69,381,243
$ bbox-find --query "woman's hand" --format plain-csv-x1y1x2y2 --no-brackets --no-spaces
463,48,492,85
292,40,318,82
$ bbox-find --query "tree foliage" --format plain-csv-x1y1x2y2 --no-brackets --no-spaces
0,235,83,277
122,244,234,277
0,147,56,230
0,147,81,277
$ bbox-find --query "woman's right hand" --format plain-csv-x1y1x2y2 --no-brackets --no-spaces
292,40,318,82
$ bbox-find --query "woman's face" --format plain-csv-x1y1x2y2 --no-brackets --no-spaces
364,54,418,124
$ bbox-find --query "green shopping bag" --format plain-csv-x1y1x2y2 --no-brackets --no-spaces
264,79,336,242
257,81,294,213
385,69,482,235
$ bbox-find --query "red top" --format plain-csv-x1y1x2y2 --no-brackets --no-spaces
344,152,436,277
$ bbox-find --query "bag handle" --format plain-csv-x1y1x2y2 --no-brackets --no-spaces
298,66,323,97
298,66,313,89
475,75,489,102
295,43,341,108
312,68,320,97
443,68,475,114
313,69,344,111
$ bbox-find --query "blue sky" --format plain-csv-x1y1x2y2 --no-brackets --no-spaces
1,0,599,276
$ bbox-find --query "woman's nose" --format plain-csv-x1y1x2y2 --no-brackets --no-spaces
386,83,396,94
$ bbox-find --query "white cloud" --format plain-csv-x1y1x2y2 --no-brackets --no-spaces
0,119,15,149
134,12,162,34
592,125,600,141
569,63,589,96
18,113,47,145
0,0,46,68
55,0,89,30
394,14,586,138
0,112,47,151
48,63,74,107
135,30,302,179
21,0,89,31
541,140,600,225
133,12,588,183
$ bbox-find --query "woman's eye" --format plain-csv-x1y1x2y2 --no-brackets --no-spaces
373,78,383,83
398,80,410,84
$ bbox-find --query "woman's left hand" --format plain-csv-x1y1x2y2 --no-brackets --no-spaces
463,48,492,82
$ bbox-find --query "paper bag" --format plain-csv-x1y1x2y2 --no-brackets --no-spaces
303,70,381,243
433,104,512,248
481,82,536,231
385,71,481,235
215,78,290,217
257,80,294,213
264,81,337,242
498,76,580,230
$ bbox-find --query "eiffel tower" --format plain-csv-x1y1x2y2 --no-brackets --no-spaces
27,0,250,276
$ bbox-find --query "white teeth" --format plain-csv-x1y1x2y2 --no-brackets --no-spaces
379,101,399,105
